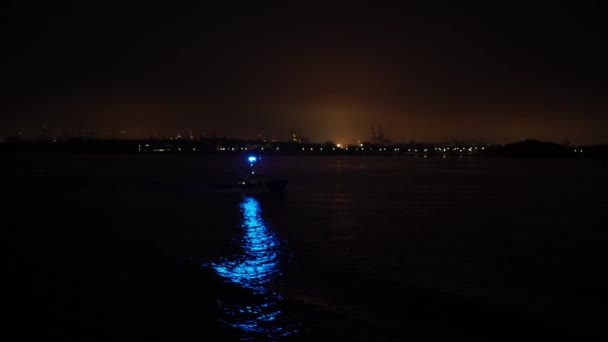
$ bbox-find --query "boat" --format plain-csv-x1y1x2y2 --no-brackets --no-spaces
235,173,288,195
234,155,287,195
186,155,287,195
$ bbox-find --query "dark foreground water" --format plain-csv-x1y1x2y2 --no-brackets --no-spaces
3,155,608,340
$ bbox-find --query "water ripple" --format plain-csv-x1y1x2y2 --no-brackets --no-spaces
207,196,295,340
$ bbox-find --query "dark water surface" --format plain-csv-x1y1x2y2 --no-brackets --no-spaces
4,155,608,340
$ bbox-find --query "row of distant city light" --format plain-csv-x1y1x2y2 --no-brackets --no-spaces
218,146,282,151
144,144,489,153
218,146,251,151
297,145,485,152
139,144,198,153
150,148,197,152
142,144,592,155
141,147,586,154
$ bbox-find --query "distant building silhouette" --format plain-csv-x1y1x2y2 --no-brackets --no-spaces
370,124,391,145
256,129,268,142
289,128,309,143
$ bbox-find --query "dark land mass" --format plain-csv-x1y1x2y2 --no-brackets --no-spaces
483,139,600,158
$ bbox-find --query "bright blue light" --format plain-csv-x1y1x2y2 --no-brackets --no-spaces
211,197,280,292
206,197,295,338
248,156,257,163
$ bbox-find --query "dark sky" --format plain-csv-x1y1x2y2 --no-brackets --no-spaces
2,1,607,143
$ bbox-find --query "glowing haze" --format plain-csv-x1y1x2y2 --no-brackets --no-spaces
2,1,607,144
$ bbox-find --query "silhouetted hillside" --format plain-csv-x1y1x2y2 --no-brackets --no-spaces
485,140,570,157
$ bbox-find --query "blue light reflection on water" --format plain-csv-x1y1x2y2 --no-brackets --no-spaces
208,196,293,338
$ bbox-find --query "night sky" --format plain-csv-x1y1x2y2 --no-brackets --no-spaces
2,1,607,144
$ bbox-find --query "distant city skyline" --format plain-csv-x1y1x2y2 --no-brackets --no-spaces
0,122,603,146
